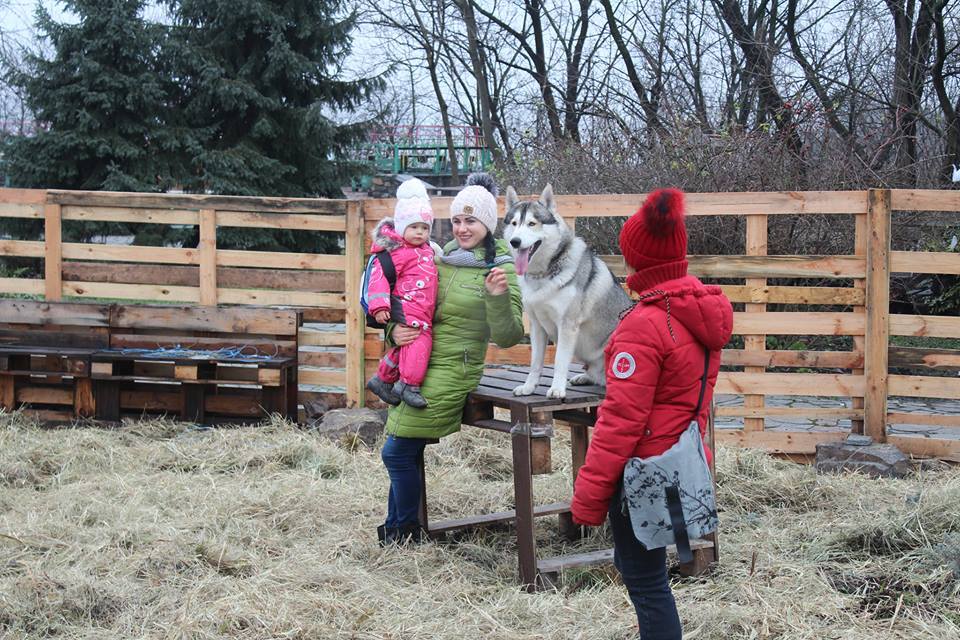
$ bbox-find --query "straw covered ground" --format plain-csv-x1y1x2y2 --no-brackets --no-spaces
1,412,959,640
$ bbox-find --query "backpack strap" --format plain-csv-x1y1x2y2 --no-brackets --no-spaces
693,347,710,420
377,251,397,290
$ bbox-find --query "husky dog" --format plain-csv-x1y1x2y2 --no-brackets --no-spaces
503,185,633,399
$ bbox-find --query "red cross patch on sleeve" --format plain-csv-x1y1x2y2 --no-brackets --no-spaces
611,352,636,379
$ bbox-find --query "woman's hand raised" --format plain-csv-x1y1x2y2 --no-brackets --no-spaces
484,267,508,296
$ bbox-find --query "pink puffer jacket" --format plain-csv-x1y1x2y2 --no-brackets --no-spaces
366,219,438,329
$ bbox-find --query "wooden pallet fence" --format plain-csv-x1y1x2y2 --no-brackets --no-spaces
0,188,361,408
3,187,959,460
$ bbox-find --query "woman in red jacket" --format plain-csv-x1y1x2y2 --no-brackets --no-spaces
571,188,733,639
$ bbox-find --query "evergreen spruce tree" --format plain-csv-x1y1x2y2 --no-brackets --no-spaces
167,0,382,251
170,0,379,192
3,1,172,193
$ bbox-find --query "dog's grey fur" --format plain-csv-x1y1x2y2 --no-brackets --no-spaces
503,184,633,399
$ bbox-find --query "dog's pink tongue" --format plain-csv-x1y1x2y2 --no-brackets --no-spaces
515,248,530,275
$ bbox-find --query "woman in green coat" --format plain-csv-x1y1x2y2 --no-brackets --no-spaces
378,174,524,545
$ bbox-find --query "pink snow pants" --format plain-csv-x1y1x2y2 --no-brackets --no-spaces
376,329,432,386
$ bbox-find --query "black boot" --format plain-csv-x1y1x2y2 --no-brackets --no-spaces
394,382,428,408
367,376,401,406
395,522,427,545
377,524,388,547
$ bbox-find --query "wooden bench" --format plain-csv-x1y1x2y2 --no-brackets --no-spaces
0,300,111,421
420,365,719,591
0,300,300,425
91,305,300,424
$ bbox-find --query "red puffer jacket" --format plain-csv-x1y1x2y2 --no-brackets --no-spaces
571,272,733,526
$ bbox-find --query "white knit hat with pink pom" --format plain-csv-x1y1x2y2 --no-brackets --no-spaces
393,179,434,236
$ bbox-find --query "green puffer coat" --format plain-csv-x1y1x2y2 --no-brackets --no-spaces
385,238,524,439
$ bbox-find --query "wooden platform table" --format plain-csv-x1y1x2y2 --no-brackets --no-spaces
420,365,717,591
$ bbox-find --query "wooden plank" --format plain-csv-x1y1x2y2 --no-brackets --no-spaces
17,386,74,405
891,251,960,275
888,435,960,463
0,202,43,218
0,278,45,295
344,202,364,407
216,249,345,271
0,188,46,205
602,255,865,279
110,305,299,335
46,189,349,214
0,240,45,257
888,347,960,371
715,429,846,454
537,539,714,574
890,314,960,339
719,285,864,305
110,333,296,358
851,212,867,434
716,407,863,420
886,412,960,427
733,312,865,336
174,365,198,381
298,351,345,368
60,261,346,292
216,210,347,232
721,349,863,368
889,189,960,212
0,300,111,326
299,368,347,387
363,191,870,220
198,209,217,306
744,214,767,433
43,204,63,301
716,372,864,396
61,205,198,225
216,288,346,308
62,243,198,265
429,502,571,535
257,368,282,386
864,189,891,442
888,374,960,400
120,390,179,412
63,281,200,302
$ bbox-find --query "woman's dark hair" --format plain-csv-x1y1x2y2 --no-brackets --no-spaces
483,232,497,267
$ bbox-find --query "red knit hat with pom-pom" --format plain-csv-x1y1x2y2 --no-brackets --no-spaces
619,188,688,291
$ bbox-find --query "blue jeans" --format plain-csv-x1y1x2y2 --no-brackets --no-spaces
380,435,429,528
609,489,683,639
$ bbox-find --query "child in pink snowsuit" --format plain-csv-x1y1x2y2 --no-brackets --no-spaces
365,181,438,408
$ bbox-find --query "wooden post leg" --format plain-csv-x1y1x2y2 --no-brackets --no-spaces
285,366,299,423
560,420,591,541
93,380,120,423
0,375,16,411
510,402,538,591
181,384,205,424
73,378,95,418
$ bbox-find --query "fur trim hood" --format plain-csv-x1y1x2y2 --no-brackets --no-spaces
370,218,404,253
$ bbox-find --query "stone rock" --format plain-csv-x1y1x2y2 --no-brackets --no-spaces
302,399,329,422
311,408,385,447
815,439,913,478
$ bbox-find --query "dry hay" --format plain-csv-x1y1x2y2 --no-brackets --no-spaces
0,409,958,639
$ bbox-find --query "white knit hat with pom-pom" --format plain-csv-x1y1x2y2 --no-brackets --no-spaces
393,178,433,236
450,173,499,233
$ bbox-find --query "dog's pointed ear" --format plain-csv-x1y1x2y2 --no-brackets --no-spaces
540,184,556,212
506,186,519,209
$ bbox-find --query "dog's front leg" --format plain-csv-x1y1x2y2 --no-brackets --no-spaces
547,322,578,399
514,315,546,396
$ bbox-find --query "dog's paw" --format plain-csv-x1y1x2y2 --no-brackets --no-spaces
513,383,536,396
569,373,594,386
546,384,567,399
